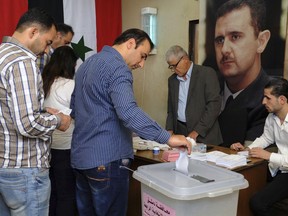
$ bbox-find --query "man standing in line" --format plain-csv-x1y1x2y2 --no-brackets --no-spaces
0,8,71,215
70,28,191,216
231,77,288,216
37,23,74,73
165,45,222,145
214,0,271,148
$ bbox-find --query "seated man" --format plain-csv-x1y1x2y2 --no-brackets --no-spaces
231,77,288,216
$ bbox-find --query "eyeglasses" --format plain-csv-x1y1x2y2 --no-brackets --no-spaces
168,56,183,70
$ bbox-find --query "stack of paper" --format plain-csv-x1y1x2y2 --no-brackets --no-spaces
206,151,228,163
189,152,207,161
189,150,247,169
215,154,247,169
133,137,170,150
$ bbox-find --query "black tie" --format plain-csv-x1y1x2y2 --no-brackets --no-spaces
225,95,233,109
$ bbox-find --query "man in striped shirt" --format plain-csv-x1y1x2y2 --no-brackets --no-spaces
0,8,71,216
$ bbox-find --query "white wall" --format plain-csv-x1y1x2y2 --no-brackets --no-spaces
122,0,199,127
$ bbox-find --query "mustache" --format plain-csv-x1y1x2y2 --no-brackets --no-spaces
220,55,233,64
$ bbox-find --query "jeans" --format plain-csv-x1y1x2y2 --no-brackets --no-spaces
74,158,132,216
0,168,51,216
49,149,77,216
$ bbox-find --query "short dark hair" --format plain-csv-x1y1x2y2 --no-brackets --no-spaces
16,8,56,33
113,28,154,51
56,23,74,36
216,0,267,37
265,77,288,100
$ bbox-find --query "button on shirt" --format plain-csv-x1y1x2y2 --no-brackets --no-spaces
70,46,170,169
0,37,58,168
176,63,193,122
248,113,288,177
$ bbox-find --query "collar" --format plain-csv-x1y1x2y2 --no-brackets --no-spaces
177,62,193,81
273,113,288,123
223,82,243,101
2,36,37,61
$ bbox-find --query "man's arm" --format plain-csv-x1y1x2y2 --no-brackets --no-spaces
9,60,60,139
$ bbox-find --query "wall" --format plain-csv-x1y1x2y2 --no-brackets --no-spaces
122,0,199,127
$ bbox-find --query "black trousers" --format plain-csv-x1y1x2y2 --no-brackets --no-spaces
49,149,78,216
250,171,288,216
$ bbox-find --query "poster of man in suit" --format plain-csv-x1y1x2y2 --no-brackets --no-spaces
197,0,287,78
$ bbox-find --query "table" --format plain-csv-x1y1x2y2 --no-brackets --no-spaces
127,145,267,216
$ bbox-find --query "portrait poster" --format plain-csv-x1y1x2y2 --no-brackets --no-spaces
197,0,288,78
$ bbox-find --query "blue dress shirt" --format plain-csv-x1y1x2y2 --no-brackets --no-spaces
70,46,170,169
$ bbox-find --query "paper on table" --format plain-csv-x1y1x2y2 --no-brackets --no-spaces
216,154,247,169
175,151,189,175
132,137,170,150
57,107,72,115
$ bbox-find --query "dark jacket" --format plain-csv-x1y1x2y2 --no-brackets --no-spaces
166,64,223,145
218,69,270,147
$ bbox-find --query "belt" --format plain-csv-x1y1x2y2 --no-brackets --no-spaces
177,120,187,126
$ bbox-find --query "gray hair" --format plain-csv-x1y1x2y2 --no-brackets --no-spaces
165,45,188,62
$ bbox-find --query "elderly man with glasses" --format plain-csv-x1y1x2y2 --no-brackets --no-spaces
165,45,223,145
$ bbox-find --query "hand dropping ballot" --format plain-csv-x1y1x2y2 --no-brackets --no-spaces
174,137,195,175
175,150,189,175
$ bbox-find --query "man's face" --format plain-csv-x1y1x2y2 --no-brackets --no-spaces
214,6,259,79
262,88,281,113
30,25,56,55
167,56,187,77
54,31,73,48
128,39,150,70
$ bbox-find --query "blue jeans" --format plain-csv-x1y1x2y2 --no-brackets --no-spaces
74,159,131,216
0,168,51,216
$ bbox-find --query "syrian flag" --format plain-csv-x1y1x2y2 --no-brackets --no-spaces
0,0,122,62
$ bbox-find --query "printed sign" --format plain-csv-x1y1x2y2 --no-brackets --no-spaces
142,192,176,216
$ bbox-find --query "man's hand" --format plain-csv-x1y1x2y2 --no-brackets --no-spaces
46,107,59,115
230,142,245,151
167,135,192,154
249,147,271,160
188,130,198,141
56,113,71,131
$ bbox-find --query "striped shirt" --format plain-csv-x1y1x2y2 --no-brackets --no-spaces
36,46,53,73
0,37,59,168
70,46,170,169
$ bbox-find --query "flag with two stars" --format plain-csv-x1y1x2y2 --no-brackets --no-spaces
0,0,122,62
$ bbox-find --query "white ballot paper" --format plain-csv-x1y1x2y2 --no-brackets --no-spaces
175,150,189,175
57,107,72,115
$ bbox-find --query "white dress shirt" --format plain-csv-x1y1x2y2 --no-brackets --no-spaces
248,113,288,176
176,63,193,122
44,77,75,149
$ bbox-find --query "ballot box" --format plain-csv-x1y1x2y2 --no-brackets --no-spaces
133,159,248,216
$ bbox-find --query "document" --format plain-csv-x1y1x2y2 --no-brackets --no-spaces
175,151,189,175
189,150,247,169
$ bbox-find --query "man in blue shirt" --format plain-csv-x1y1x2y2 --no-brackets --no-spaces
70,28,191,216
